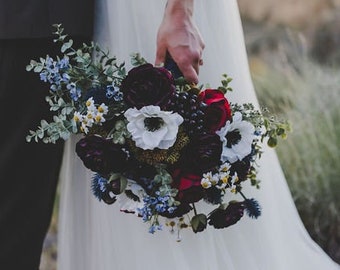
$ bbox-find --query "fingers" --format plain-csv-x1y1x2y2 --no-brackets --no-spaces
175,51,203,84
179,64,199,84
155,41,204,84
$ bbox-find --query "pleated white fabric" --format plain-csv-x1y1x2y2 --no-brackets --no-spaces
57,1,340,269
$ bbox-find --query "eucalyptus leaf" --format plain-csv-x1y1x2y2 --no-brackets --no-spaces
61,39,73,53
33,65,44,73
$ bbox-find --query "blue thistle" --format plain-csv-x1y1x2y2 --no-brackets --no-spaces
244,198,261,219
91,174,109,201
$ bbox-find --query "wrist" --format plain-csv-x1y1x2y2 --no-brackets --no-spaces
165,0,194,17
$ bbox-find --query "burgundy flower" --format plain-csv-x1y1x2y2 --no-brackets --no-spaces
179,133,222,173
208,201,245,229
121,63,175,110
198,89,232,133
171,169,205,203
230,156,251,181
75,135,128,174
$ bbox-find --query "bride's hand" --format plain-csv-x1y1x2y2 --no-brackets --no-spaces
155,0,205,84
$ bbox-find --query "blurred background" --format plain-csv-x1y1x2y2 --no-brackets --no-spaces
40,0,340,268
239,0,340,263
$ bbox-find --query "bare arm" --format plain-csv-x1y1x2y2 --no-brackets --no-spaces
155,0,205,84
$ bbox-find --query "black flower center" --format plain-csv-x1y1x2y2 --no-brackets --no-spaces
225,129,241,148
144,117,164,132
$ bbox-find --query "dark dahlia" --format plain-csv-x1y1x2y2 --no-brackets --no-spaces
120,63,175,110
208,202,245,229
179,133,222,173
75,135,128,174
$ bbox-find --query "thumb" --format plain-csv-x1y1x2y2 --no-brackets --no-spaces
155,44,167,67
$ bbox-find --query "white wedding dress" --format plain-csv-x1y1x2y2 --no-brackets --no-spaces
57,1,339,269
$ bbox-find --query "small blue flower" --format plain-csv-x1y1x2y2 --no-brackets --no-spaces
106,85,123,101
148,224,162,234
40,71,48,82
61,73,71,83
57,56,70,69
67,83,82,101
39,56,71,91
167,206,176,214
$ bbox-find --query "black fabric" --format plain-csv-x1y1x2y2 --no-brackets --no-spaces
0,1,94,268
0,0,94,39
0,38,85,270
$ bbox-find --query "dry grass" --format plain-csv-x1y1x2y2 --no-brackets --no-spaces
248,26,340,263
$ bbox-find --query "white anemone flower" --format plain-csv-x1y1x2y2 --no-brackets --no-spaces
216,112,255,163
117,180,146,215
124,105,183,150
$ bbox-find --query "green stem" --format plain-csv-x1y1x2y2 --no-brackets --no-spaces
239,190,247,200
192,203,198,216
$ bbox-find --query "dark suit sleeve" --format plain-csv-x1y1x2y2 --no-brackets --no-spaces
0,0,94,39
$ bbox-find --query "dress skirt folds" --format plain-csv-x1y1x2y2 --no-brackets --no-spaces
57,1,340,269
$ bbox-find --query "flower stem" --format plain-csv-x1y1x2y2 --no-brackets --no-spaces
192,203,198,216
239,191,247,200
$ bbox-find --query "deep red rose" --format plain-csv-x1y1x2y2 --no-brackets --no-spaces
121,63,175,110
171,169,205,203
198,89,232,133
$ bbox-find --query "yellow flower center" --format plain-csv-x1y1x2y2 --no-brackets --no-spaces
95,115,102,122
221,175,230,184
201,181,210,189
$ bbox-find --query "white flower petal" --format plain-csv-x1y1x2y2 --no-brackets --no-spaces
124,105,183,150
117,180,145,215
140,128,168,150
219,116,255,163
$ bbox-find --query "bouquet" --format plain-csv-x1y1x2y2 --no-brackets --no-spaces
27,25,290,235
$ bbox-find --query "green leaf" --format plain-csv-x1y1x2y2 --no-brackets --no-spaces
26,135,32,142
40,119,49,128
61,39,73,53
267,136,278,148
33,65,44,73
190,214,207,233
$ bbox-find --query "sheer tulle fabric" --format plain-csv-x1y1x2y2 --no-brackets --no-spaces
57,1,339,269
